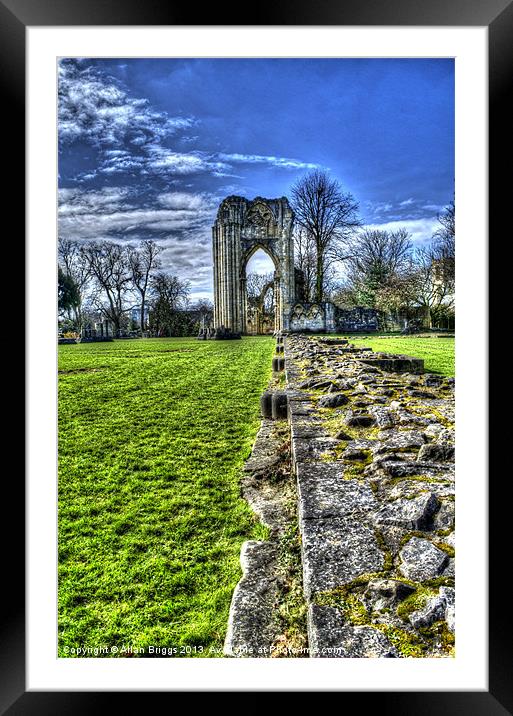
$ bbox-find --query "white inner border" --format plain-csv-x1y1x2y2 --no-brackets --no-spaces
27,26,488,692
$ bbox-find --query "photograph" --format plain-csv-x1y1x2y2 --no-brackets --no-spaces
0,0,504,704
57,56,456,660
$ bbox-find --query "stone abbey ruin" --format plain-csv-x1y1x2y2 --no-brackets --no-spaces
211,195,378,337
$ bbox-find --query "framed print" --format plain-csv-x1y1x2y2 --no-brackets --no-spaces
3,0,510,711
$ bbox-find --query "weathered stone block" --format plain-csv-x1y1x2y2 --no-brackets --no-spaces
301,517,384,598
318,392,350,408
271,391,288,420
373,492,439,530
369,406,397,428
375,430,426,454
224,541,280,657
417,443,455,462
291,436,339,467
432,499,455,530
260,391,273,419
344,411,375,428
409,595,446,629
359,355,424,374
399,537,448,581
363,579,415,612
308,606,398,658
297,464,377,522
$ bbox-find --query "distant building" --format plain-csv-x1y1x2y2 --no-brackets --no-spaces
130,305,150,327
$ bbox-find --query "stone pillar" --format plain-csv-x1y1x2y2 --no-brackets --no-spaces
234,226,242,333
212,225,219,327
240,276,247,333
274,275,282,333
325,302,336,333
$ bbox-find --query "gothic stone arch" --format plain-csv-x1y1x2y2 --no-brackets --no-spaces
212,196,295,334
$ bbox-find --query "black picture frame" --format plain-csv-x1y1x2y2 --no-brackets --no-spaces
5,0,510,711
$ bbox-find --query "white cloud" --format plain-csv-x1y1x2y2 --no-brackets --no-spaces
82,145,320,181
58,60,193,148
58,187,217,295
58,186,134,216
364,217,439,244
145,146,229,176
157,191,214,211
218,152,321,170
366,201,393,215
399,197,415,207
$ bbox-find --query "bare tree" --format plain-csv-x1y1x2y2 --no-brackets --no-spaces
432,199,455,288
246,272,274,302
433,200,455,249
294,227,316,303
127,239,163,335
191,298,214,313
58,237,91,328
149,272,190,336
343,228,413,307
150,272,190,308
410,244,455,329
373,269,418,328
291,169,360,302
190,298,214,329
82,241,134,334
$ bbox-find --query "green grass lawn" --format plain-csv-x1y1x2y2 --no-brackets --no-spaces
58,336,274,657
349,336,455,376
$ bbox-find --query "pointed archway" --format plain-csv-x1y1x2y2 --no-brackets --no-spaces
244,248,276,334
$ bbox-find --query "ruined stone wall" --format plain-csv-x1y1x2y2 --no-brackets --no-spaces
212,196,295,334
289,303,327,332
288,303,379,334
335,306,379,332
225,335,455,658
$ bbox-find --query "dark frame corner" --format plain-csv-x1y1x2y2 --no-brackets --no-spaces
6,0,511,712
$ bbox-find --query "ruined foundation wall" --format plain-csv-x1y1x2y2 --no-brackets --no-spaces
225,335,455,658
286,335,455,657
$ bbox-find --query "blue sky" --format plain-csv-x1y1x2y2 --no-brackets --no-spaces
58,58,454,301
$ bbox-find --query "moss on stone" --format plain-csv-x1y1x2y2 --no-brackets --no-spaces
374,530,394,572
273,526,308,655
432,541,455,558
399,530,430,548
388,474,449,486
396,585,438,621
419,620,455,654
436,528,453,537
374,624,426,658
314,591,371,626
423,575,455,589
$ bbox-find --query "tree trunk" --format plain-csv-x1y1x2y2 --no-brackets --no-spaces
315,248,324,303
140,295,146,337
